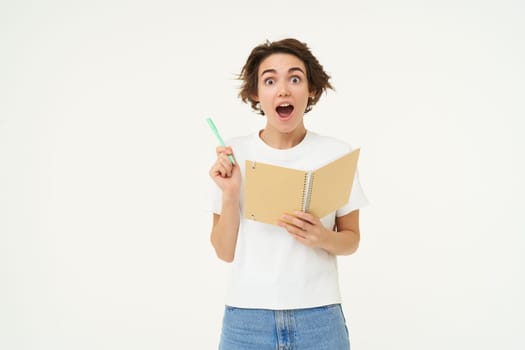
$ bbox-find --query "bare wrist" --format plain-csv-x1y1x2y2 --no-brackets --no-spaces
319,228,336,252
222,192,240,204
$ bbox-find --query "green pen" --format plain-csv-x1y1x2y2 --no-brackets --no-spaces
206,118,236,164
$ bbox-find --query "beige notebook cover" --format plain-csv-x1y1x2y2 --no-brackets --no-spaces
244,148,360,225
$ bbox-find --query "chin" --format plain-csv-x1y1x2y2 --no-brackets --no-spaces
274,122,301,134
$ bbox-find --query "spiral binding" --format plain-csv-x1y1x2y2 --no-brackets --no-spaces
249,161,257,220
301,172,314,212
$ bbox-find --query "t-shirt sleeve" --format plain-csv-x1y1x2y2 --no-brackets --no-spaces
336,167,369,217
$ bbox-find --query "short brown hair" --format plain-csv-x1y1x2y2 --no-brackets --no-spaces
238,38,334,115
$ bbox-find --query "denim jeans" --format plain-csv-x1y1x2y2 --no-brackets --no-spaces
219,304,350,350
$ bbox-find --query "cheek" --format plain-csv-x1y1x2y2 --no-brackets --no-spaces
258,90,273,105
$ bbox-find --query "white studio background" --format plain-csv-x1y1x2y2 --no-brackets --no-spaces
1,1,523,349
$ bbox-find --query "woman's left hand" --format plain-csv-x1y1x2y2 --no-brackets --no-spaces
278,211,330,249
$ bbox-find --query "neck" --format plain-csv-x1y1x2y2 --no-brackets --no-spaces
259,125,307,150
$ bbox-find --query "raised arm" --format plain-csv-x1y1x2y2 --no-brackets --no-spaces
209,146,241,262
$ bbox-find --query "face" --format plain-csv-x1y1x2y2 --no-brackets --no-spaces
253,53,314,135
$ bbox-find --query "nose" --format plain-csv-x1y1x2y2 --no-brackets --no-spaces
277,84,290,97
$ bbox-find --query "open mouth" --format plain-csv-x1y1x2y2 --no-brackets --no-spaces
276,103,294,119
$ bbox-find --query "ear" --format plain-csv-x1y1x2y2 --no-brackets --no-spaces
251,94,259,102
309,90,316,99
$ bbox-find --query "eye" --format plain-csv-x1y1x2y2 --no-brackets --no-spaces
290,76,301,84
264,78,275,85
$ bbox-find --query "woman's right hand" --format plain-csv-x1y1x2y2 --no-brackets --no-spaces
209,146,241,199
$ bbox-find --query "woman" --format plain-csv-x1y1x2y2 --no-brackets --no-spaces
209,38,368,350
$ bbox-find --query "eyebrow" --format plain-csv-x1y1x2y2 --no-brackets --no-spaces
260,67,306,77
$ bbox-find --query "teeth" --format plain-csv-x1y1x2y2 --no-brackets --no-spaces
279,103,290,107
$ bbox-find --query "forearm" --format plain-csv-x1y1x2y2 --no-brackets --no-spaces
210,196,240,262
320,228,360,256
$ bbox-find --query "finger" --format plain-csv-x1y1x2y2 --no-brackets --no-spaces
209,162,219,176
216,149,234,165
211,159,231,178
218,156,233,176
278,221,307,239
210,163,226,178
292,211,317,225
290,233,311,246
215,146,227,156
223,148,236,165
281,214,310,231
219,153,234,164
216,146,234,157
291,217,307,231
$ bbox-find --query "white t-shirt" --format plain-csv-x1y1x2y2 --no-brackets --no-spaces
210,130,368,310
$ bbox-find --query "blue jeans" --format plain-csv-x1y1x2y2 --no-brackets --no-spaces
219,304,350,350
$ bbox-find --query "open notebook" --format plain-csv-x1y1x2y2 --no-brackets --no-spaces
244,148,360,225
